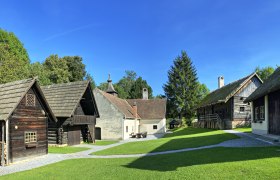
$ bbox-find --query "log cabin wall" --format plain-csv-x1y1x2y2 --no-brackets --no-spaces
9,88,48,162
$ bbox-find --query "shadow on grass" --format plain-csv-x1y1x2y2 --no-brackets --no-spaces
124,147,280,172
93,132,238,155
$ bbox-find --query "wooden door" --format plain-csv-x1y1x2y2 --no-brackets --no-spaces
95,127,101,140
68,126,81,145
268,90,280,135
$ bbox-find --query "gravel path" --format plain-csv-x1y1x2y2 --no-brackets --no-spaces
0,130,278,176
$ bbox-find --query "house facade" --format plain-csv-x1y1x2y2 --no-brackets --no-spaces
94,77,166,140
197,73,262,129
245,67,280,136
0,78,56,166
42,81,99,146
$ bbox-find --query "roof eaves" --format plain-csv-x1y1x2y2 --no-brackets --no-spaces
5,78,36,121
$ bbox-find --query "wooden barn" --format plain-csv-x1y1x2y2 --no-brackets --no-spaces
245,67,280,136
42,81,99,146
197,73,262,129
0,78,56,166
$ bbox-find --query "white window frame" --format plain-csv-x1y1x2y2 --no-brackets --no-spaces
25,131,37,143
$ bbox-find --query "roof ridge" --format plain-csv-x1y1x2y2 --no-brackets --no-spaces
42,80,89,88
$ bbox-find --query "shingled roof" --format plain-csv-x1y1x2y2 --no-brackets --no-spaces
126,99,167,119
42,81,99,118
94,89,139,119
245,67,280,102
198,73,261,108
0,78,56,121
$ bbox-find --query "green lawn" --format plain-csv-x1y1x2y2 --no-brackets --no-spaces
2,147,280,179
234,127,252,133
93,127,238,155
48,146,90,154
93,140,119,146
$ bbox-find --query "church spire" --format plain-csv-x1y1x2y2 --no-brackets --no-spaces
106,74,118,96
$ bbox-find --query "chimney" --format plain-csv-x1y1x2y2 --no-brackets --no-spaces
132,102,138,119
218,76,224,88
142,88,148,100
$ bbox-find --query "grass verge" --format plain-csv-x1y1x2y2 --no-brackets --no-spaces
234,127,252,133
48,146,90,154
2,147,280,179
93,140,119,146
93,127,238,155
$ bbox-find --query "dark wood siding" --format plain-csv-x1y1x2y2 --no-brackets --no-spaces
268,90,280,135
9,88,48,162
233,96,251,121
253,97,265,122
67,126,81,145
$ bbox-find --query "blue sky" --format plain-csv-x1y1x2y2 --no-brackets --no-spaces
1,0,280,96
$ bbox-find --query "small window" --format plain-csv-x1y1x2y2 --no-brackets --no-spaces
255,107,259,121
240,107,245,112
126,126,128,133
260,106,265,120
26,94,35,106
25,131,37,143
153,125,157,130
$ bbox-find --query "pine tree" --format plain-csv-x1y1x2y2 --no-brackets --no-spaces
163,51,199,120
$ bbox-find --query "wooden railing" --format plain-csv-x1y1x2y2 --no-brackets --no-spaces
197,113,224,129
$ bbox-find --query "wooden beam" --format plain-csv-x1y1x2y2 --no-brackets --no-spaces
5,120,9,165
1,121,4,166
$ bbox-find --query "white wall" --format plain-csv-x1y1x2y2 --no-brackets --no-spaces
140,119,166,134
252,96,269,135
94,91,124,140
123,119,138,139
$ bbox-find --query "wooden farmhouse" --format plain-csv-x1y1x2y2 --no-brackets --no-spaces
245,67,280,136
41,81,99,146
0,78,56,166
197,73,262,129
94,77,166,140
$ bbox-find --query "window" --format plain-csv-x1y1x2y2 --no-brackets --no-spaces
25,131,37,143
126,126,128,133
26,94,35,106
260,106,265,120
153,125,157,130
240,107,245,113
255,107,259,121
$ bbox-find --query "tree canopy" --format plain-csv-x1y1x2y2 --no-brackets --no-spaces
97,70,153,99
0,29,30,83
255,66,275,82
163,51,200,120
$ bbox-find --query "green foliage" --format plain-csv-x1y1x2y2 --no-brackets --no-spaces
85,73,96,89
197,83,210,101
116,70,138,98
163,51,200,119
29,62,51,85
97,70,153,99
255,66,275,81
43,54,70,84
93,127,238,155
0,29,30,83
63,56,86,81
129,77,153,99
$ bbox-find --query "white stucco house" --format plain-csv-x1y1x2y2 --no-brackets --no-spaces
93,77,166,140
244,67,280,138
